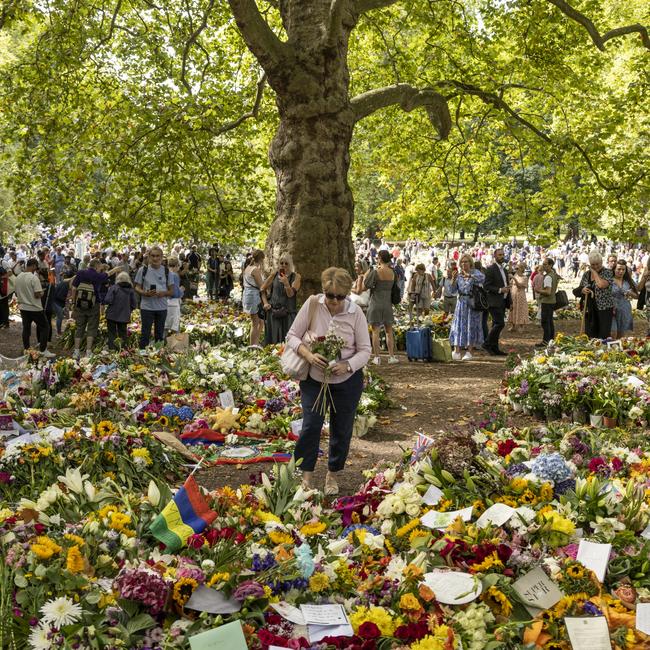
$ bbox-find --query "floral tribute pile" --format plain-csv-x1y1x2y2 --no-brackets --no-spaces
504,334,650,425
1,336,649,649
58,302,252,351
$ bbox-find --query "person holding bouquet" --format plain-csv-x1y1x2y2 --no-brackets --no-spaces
286,267,371,495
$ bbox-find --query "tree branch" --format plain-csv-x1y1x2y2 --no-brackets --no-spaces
227,0,288,72
207,73,267,135
354,0,398,14
436,80,552,143
325,0,348,47
180,0,215,95
547,0,649,51
350,83,451,139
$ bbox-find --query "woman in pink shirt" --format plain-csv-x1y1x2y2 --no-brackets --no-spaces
286,267,372,495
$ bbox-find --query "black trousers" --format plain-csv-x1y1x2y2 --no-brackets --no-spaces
107,319,128,350
486,306,505,350
586,308,613,339
294,371,364,472
541,303,555,342
20,309,48,352
0,295,9,326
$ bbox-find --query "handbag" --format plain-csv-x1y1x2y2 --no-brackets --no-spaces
554,289,569,310
390,275,401,305
271,305,288,318
470,284,489,311
280,296,319,380
257,302,267,320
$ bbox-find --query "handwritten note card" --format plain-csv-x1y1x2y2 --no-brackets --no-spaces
636,603,650,635
512,567,563,616
290,419,303,437
421,506,473,530
564,616,611,650
189,620,248,650
300,604,349,626
218,390,235,409
576,540,611,582
422,485,444,506
475,503,516,529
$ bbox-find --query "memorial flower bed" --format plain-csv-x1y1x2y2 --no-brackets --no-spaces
504,335,650,425
3,410,650,648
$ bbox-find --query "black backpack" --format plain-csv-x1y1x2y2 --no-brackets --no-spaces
470,284,489,311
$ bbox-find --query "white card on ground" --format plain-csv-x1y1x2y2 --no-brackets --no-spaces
422,485,443,505
185,585,241,614
564,616,611,650
271,602,305,625
475,503,516,528
421,506,473,530
640,522,650,539
300,604,349,626
5,432,40,448
308,623,354,643
290,419,303,436
220,447,256,459
422,571,482,604
234,327,245,337
512,567,563,615
576,540,611,582
219,390,235,409
636,603,650,635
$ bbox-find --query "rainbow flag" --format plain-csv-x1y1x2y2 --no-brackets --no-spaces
149,475,216,552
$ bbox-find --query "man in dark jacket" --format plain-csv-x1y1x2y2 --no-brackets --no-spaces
483,248,511,356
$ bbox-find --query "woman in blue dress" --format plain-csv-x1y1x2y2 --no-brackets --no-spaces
611,260,637,339
449,254,485,361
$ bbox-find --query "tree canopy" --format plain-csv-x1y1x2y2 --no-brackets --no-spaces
0,0,648,248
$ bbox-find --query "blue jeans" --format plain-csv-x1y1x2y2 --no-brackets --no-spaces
140,309,167,348
294,371,364,472
53,302,66,335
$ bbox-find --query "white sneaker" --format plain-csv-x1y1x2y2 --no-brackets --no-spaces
41,350,56,359
462,351,473,361
452,351,462,361
372,356,381,366
387,356,399,365
72,349,81,360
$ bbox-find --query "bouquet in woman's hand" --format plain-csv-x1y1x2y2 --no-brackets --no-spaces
311,331,345,416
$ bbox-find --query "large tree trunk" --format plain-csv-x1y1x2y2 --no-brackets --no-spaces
266,110,356,296
263,3,356,297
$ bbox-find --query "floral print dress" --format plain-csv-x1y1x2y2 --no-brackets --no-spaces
449,270,485,348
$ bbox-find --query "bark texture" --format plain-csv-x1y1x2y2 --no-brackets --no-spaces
227,0,449,295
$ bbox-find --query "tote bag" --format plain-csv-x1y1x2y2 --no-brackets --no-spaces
280,296,319,380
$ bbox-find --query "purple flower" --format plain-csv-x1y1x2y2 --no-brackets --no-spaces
114,568,169,613
519,380,529,396
232,580,266,600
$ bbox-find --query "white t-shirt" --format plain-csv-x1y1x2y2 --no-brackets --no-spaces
15,271,44,311
543,274,553,289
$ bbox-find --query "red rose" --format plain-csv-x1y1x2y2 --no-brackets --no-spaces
33,523,46,534
611,457,623,472
204,529,219,545
186,533,204,549
497,439,518,457
358,622,381,639
256,399,266,408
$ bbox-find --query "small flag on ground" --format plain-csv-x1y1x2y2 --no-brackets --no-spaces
411,431,434,464
149,475,216,552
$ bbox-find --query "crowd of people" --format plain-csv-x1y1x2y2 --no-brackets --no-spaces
350,237,650,361
0,239,235,356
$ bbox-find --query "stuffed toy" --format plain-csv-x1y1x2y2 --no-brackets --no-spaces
209,407,240,433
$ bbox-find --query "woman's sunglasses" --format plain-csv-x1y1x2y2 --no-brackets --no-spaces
325,292,347,301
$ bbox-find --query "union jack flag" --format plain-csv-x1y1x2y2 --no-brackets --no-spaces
411,431,435,464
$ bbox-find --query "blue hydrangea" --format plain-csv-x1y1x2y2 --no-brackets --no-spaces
161,405,178,419
530,452,572,483
177,405,194,421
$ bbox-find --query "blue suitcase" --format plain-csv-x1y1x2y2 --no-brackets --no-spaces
406,327,432,362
